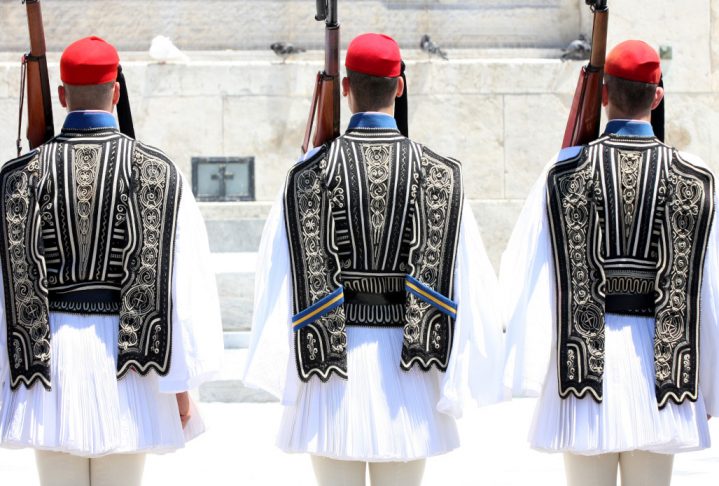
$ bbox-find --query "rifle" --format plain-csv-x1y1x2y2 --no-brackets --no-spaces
561,0,608,148
18,0,54,156
301,0,340,154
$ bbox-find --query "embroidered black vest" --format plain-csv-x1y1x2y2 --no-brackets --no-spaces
284,128,463,382
0,129,181,389
547,135,714,407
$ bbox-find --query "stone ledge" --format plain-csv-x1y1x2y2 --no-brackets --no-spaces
223,331,251,349
200,380,278,403
199,345,279,403
199,201,273,220
0,1,578,51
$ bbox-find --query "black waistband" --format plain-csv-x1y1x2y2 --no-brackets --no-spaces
344,289,405,306
605,293,655,317
49,288,121,314
345,321,404,328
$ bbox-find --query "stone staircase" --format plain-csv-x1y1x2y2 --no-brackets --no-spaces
198,202,277,402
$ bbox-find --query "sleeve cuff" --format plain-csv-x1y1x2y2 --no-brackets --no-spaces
292,287,344,331
405,275,458,319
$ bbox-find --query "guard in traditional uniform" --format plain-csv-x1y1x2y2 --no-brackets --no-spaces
244,33,504,485
502,40,719,486
0,37,224,485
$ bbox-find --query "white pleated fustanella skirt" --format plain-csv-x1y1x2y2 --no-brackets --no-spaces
530,313,711,454
0,312,204,458
277,326,460,462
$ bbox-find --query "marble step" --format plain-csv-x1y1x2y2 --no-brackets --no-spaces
199,346,278,403
211,253,256,332
200,202,271,253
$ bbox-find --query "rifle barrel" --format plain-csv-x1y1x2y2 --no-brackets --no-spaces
327,0,338,26
315,0,327,21
325,25,339,75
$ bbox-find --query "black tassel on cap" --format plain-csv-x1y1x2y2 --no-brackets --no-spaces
116,65,135,139
651,75,665,142
394,61,409,137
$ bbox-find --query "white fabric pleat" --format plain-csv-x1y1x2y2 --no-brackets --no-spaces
244,198,504,460
0,177,222,457
278,326,460,461
0,313,188,457
502,153,719,455
530,313,711,454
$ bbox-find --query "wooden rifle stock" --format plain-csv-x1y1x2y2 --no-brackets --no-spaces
302,2,340,154
562,1,608,148
23,0,54,151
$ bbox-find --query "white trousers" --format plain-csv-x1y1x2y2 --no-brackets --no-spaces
564,451,674,486
35,450,146,486
311,455,426,486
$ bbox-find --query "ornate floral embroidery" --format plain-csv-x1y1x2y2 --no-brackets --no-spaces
0,133,181,389
567,349,576,380
400,148,462,371
117,144,181,377
363,144,391,266
72,145,101,278
285,151,348,381
618,150,642,249
548,153,605,400
0,153,52,389
547,139,713,407
285,131,463,381
653,156,713,406
307,333,318,360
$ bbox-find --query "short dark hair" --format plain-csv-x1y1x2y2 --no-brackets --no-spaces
64,82,115,111
604,74,657,116
347,69,399,112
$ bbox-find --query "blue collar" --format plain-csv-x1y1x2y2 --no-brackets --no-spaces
347,112,398,130
604,119,655,138
62,111,119,130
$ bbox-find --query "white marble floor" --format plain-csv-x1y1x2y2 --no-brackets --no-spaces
1,398,717,485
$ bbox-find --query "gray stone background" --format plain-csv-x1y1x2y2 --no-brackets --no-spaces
0,0,581,50
1,1,718,394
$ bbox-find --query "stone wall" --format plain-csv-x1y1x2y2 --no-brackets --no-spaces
0,0,717,278
0,0,580,51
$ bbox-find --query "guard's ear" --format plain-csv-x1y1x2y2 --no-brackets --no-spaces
112,81,121,106
601,83,609,107
342,76,350,97
650,85,664,111
396,76,404,98
58,85,67,108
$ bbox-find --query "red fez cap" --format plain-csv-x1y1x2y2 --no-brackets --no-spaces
346,33,401,78
60,36,120,85
605,40,661,84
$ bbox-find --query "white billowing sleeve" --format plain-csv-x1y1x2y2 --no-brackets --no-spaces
437,202,505,418
682,153,719,416
158,177,224,393
699,202,719,417
0,268,5,405
242,194,299,405
501,160,557,397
